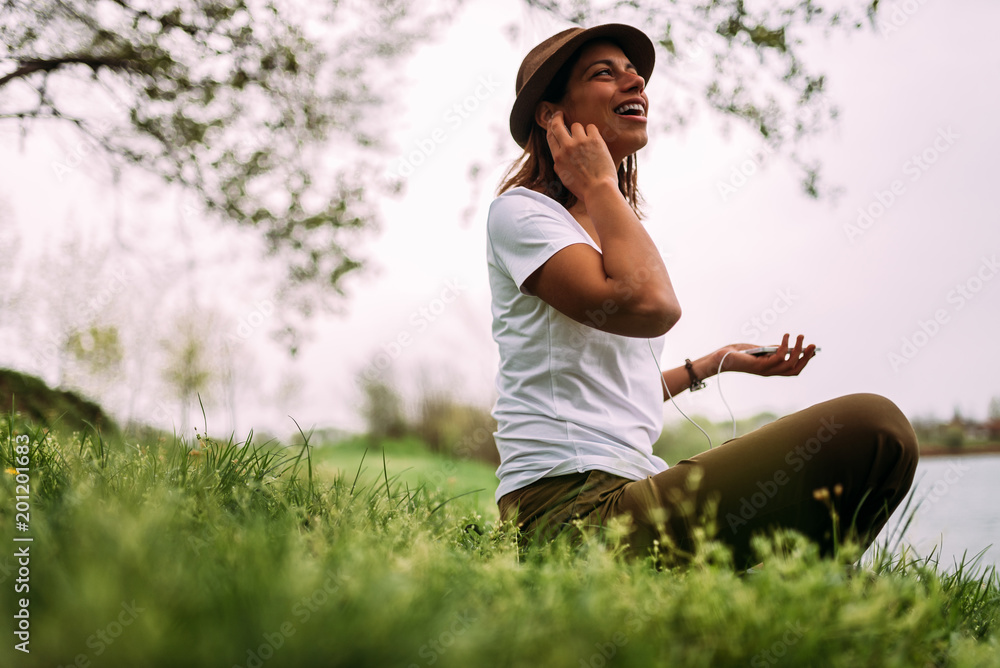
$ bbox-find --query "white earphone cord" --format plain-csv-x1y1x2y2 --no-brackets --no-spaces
648,340,739,450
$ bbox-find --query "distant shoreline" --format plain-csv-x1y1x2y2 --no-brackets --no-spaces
919,443,1000,458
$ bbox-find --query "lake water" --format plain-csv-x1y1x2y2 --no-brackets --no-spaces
875,453,1000,572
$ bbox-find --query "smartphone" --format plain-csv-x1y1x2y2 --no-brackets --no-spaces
742,346,821,356
742,346,780,356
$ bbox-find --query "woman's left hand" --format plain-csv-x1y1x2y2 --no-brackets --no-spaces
712,333,818,377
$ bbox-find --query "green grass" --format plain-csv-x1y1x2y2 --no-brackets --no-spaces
653,412,781,464
1,415,998,668
312,435,500,519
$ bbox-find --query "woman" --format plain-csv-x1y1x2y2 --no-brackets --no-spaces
486,24,918,567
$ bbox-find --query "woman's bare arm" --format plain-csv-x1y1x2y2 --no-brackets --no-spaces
659,334,819,401
523,112,680,338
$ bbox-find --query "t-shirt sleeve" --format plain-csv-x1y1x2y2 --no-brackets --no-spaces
487,192,593,295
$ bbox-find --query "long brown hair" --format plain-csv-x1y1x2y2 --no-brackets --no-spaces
497,40,644,216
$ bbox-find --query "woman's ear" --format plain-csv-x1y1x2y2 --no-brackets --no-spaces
534,102,557,130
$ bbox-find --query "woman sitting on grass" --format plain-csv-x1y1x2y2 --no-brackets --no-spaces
486,23,918,567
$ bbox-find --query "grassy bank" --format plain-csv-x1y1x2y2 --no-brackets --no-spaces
1,416,998,668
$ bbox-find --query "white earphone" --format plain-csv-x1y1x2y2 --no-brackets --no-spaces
648,340,740,450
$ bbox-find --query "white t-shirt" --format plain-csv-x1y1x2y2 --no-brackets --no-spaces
487,186,668,503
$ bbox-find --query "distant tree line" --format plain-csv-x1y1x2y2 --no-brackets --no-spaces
911,398,1000,449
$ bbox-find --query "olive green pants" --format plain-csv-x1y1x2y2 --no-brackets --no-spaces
498,393,919,567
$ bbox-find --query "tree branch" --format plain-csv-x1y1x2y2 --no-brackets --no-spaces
0,55,149,88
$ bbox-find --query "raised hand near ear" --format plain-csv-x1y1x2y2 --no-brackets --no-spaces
545,110,618,204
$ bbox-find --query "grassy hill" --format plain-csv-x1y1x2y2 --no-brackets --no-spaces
0,368,120,438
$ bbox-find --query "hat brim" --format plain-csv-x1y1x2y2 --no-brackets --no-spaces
509,24,655,148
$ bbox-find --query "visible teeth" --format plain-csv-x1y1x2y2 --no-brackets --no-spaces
614,103,645,115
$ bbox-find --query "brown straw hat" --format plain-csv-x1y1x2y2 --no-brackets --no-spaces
509,23,655,148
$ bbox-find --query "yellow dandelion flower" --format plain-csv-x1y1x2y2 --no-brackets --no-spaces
4,468,17,476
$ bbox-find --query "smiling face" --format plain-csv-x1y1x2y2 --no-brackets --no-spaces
535,40,649,166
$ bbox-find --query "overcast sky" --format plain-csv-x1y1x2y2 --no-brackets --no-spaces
314,0,1000,433
2,0,999,438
